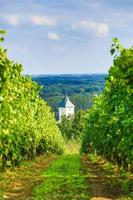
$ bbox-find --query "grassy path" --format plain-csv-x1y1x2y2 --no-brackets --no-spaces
30,142,133,200
30,154,90,200
0,142,133,200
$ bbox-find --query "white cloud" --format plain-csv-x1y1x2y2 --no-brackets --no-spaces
48,32,60,41
31,16,56,26
76,20,109,37
4,14,21,26
97,23,109,37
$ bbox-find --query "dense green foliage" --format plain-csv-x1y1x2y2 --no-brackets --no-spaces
0,32,64,168
58,110,86,141
58,116,73,140
33,74,106,118
81,39,133,170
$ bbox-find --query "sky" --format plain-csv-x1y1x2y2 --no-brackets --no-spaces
0,0,133,75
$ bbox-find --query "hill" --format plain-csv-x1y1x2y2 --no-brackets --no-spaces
32,74,107,118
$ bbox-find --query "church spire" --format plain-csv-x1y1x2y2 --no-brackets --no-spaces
58,94,75,121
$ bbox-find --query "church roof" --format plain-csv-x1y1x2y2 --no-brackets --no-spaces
59,95,75,108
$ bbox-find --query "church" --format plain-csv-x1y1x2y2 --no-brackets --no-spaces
58,95,75,121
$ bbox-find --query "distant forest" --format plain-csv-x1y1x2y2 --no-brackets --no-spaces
32,74,107,118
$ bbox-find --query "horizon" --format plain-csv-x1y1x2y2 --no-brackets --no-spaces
31,73,108,76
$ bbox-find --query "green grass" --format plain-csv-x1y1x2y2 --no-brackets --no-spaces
64,140,80,155
0,190,3,200
31,154,91,200
1,142,132,200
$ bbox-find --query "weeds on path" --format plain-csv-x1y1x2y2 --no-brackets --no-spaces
31,154,91,200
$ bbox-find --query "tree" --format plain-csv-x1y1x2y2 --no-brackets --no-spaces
58,115,73,140
72,110,86,140
58,110,86,141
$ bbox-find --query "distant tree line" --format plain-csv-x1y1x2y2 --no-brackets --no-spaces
33,75,106,118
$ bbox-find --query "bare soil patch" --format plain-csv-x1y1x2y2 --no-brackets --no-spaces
82,155,133,200
0,155,57,200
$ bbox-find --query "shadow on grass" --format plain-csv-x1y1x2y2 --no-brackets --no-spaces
82,155,133,200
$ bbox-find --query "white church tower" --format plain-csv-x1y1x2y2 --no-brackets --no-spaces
59,95,75,121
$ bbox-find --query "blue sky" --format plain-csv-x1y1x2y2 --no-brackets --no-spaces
1,0,133,74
